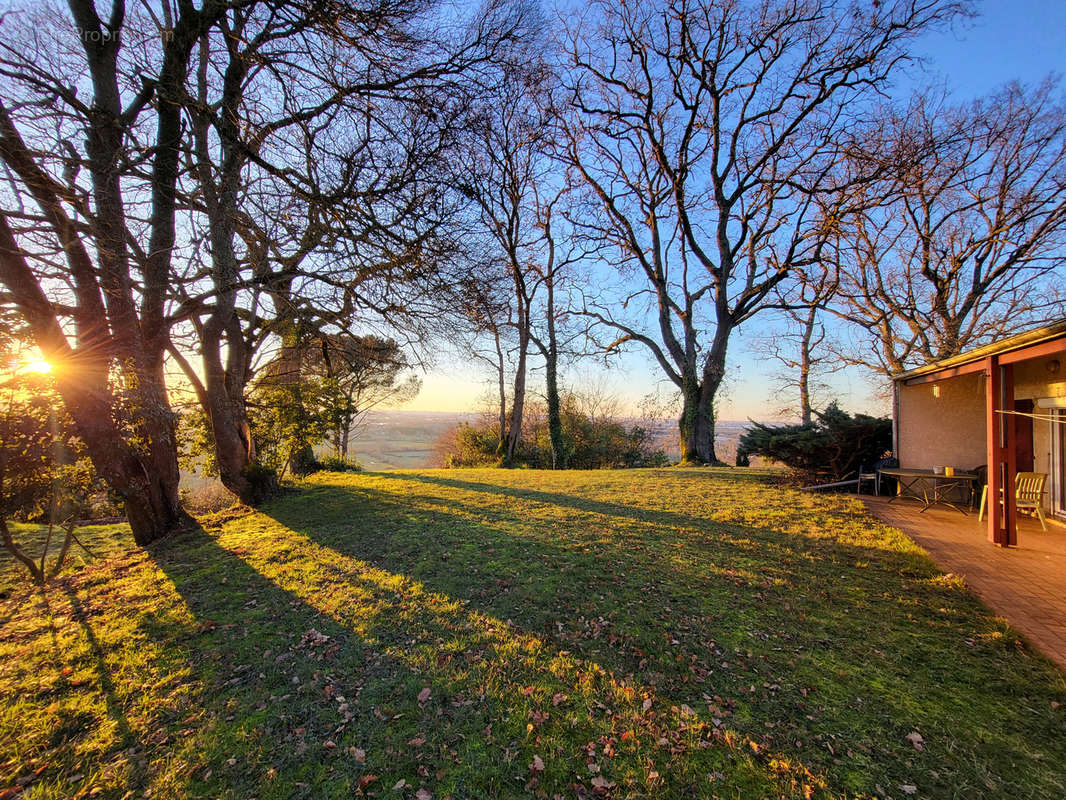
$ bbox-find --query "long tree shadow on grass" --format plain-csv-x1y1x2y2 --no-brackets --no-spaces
143,520,804,799
259,473,1066,800
10,475,1065,800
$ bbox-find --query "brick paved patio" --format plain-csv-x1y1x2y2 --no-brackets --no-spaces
865,496,1066,670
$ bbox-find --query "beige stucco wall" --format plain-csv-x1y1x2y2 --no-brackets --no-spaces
897,372,987,471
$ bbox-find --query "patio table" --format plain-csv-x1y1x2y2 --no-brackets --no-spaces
879,468,979,514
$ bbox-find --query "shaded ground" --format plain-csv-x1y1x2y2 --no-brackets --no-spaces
1,468,1064,799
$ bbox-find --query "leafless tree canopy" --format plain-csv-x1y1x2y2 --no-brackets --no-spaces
829,81,1066,375
561,0,967,462
0,0,536,538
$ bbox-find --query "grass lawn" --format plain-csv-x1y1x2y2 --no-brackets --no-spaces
2,468,1065,799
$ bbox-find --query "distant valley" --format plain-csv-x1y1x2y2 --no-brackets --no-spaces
346,409,754,470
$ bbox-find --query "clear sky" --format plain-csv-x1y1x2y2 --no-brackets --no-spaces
405,0,1066,419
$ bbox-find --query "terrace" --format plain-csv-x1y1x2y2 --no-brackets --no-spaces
866,495,1066,668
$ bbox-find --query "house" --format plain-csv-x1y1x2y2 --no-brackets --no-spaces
892,319,1066,546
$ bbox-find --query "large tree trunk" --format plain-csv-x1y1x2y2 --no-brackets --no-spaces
678,373,707,465
678,329,729,465
192,28,275,503
201,316,270,505
73,378,191,544
0,213,191,545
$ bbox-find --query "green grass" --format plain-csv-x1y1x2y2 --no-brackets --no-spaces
1,468,1064,799
0,522,131,597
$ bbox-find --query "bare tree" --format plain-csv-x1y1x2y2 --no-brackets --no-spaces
168,0,534,499
830,81,1066,375
755,264,840,424
562,0,966,463
455,55,551,466
0,0,235,543
455,271,516,450
532,191,589,468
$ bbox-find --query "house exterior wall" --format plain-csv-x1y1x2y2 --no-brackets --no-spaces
897,372,987,472
896,355,1066,512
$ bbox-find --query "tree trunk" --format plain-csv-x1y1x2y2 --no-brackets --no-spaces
799,306,816,426
678,328,729,466
201,318,269,504
678,373,709,465
192,29,276,502
60,378,190,544
0,213,191,544
492,325,508,456
338,395,354,459
544,273,566,469
0,518,45,585
504,305,529,467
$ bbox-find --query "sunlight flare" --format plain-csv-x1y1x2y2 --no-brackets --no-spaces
22,359,53,374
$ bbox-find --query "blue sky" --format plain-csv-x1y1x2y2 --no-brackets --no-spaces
407,0,1066,420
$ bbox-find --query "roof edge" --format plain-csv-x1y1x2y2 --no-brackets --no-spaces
893,318,1066,382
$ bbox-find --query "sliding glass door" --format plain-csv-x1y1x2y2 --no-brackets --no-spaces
1053,409,1066,520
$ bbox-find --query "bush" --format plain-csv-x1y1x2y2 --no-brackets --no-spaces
736,403,892,485
315,455,363,473
437,422,506,468
437,393,669,470
0,367,107,585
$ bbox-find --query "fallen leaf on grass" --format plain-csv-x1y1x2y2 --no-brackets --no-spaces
900,784,918,795
530,755,545,773
348,747,366,763
905,731,924,751
416,790,432,800
418,688,431,704
393,778,407,790
357,774,378,793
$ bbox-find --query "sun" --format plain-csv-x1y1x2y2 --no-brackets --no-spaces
23,359,53,374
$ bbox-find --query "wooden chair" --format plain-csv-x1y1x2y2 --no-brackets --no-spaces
978,471,1048,531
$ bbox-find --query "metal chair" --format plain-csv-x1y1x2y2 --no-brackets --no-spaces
857,456,898,495
978,471,1048,531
